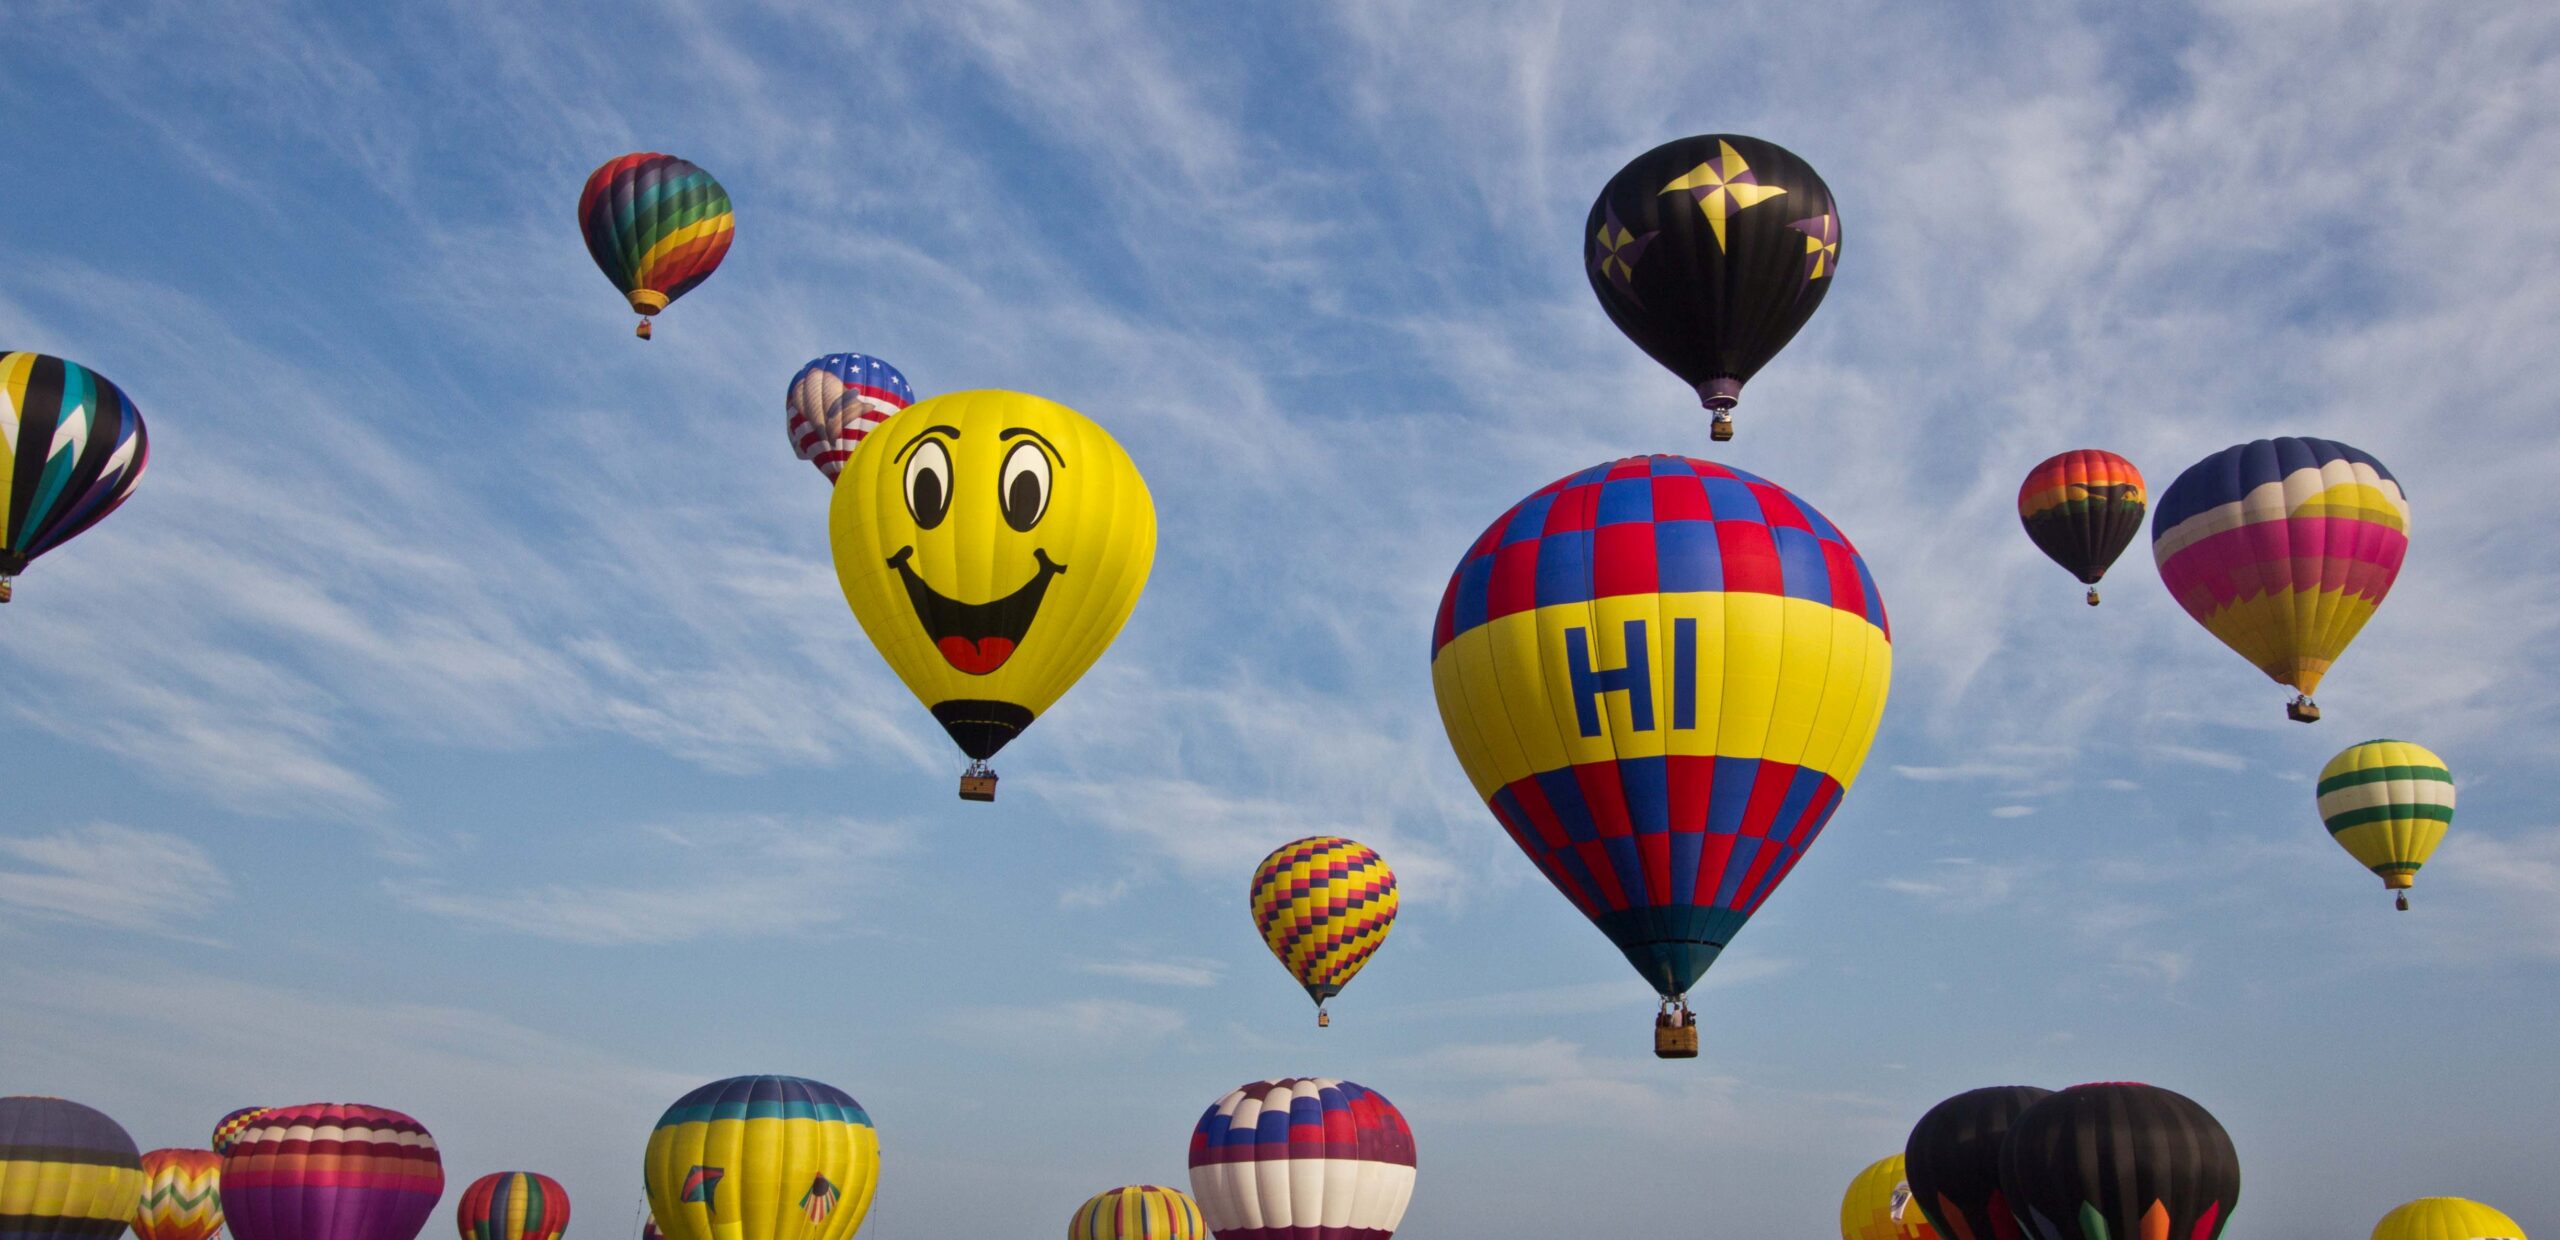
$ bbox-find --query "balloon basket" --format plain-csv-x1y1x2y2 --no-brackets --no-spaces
1316,1009,1331,1028
0,577,12,604
2086,587,2101,606
1709,415,1735,443
959,762,998,802
635,318,653,341
1653,1006,1698,1059
2396,892,2410,912
2286,696,2321,723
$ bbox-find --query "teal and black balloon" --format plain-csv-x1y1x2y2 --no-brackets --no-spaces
2,352,150,604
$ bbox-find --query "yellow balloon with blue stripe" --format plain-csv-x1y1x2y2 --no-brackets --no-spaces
2319,739,2454,910
0,1096,146,1240
828,390,1156,798
1430,456,1891,1046
644,1077,878,1240
1067,1186,1203,1240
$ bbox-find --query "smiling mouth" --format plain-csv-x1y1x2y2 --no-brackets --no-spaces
887,546,1066,675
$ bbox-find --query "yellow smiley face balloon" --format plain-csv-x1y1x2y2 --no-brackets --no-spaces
828,390,1156,798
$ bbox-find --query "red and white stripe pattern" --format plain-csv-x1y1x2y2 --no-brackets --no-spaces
785,354,913,481
1187,1079,1415,1240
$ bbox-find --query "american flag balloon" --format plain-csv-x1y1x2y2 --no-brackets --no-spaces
786,354,913,482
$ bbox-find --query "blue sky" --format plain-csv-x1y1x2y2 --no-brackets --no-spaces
4,1,2558,1235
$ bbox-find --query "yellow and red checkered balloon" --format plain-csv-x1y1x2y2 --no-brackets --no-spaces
1248,836,1398,1024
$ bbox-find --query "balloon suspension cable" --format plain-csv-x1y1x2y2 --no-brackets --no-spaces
2286,694,2321,723
958,759,998,802
2086,586,2101,606
635,318,653,340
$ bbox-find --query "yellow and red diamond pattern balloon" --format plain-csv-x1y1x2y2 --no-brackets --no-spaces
1248,836,1399,1026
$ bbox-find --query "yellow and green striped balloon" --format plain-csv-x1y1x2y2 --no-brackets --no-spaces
1067,1186,1202,1240
2318,739,2454,910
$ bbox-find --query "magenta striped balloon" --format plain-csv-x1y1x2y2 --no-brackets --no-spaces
221,1104,444,1240
1186,1079,1415,1240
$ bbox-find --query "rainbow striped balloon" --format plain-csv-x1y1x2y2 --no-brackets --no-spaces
1067,1186,1204,1240
0,1096,145,1240
0,352,150,603
2319,739,2454,909
136,1149,225,1240
1247,835,1398,1025
578,153,736,339
457,1174,568,1240
2152,437,2408,720
2016,449,2144,605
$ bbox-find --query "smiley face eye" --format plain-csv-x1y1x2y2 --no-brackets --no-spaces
904,439,952,530
999,441,1051,532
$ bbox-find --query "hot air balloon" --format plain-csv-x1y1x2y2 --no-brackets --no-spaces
1843,1155,1937,1240
136,1149,225,1240
1188,1079,1414,1240
1998,1083,2238,1240
828,390,1157,800
787,355,914,483
2371,1197,2528,1240
579,154,735,340
0,1096,145,1240
1586,135,1841,441
1248,836,1399,1027
222,1105,443,1240
1430,455,1892,1056
643,1076,878,1240
1903,1085,2050,1240
2319,739,2454,911
2017,451,2144,606
459,1174,569,1240
1068,1187,1205,1240
2152,437,2408,722
209,1110,267,1159
1,352,150,605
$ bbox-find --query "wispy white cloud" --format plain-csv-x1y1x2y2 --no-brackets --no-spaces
0,823,229,935
387,815,911,945
1076,956,1224,988
945,998,1188,1057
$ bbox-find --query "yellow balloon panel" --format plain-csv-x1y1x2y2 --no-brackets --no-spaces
828,390,1156,763
644,1079,879,1240
1841,1155,1936,1240
2371,1197,2527,1240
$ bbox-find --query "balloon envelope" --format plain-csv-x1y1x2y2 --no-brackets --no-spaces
1430,455,1892,1005
222,1104,443,1240
2152,437,2407,714
2319,739,2454,898
209,1111,267,1159
2370,1197,2528,1240
136,1149,225,1240
1068,1187,1205,1240
578,154,735,332
787,355,914,482
458,1174,569,1240
1998,1083,2238,1240
828,390,1156,771
1,352,150,600
2017,450,2144,602
1248,836,1398,1018
1585,134,1841,427
1842,1154,1936,1240
0,1096,145,1240
1903,1085,2050,1240
1187,1079,1415,1240
643,1076,878,1240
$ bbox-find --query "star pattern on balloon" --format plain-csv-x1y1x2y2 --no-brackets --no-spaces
1791,210,1839,282
1658,140,1788,250
1591,202,1658,303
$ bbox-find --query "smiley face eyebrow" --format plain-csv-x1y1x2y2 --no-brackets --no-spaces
891,425,963,462
1000,426,1064,466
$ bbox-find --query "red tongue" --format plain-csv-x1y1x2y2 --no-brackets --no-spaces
936,635,1016,675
